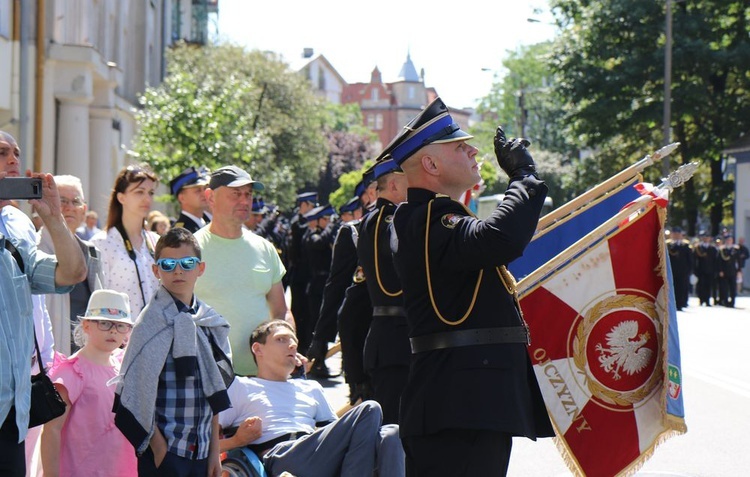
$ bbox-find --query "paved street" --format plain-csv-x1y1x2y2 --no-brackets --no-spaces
315,295,750,476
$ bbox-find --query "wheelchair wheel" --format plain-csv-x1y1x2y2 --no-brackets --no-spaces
222,457,253,477
221,448,267,477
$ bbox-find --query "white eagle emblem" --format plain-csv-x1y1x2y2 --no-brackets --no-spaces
595,320,653,380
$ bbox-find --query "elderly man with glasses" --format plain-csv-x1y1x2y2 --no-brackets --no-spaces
37,175,104,356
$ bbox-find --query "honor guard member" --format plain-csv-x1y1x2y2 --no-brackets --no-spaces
257,202,289,268
387,98,554,476
309,177,377,402
337,175,378,403
713,235,724,305
306,195,362,363
339,196,362,223
357,158,410,425
693,231,718,306
245,196,266,233
738,237,749,294
170,166,210,233
666,227,692,310
718,235,740,307
299,203,336,365
287,192,318,342
305,195,363,375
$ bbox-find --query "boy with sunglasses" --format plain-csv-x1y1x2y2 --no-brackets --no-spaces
114,227,234,477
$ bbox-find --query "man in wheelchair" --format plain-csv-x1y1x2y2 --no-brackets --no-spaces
219,320,404,477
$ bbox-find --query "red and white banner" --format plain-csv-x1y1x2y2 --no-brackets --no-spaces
519,198,686,476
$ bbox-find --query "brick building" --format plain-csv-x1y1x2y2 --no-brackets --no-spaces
300,51,471,149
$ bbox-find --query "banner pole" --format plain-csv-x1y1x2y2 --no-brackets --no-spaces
535,143,679,232
520,196,655,295
519,159,696,296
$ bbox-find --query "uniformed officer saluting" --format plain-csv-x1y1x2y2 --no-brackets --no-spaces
387,97,554,476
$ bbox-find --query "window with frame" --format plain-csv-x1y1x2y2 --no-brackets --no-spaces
375,114,383,130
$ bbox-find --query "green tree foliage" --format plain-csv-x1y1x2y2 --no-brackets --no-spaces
475,42,569,153
550,0,750,235
328,160,375,210
472,43,572,205
132,43,328,210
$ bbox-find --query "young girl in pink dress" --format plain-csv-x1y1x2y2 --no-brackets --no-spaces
40,290,137,477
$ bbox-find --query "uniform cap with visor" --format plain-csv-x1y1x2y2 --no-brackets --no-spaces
382,97,473,166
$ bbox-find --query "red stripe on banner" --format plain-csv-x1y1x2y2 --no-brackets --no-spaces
564,399,640,477
521,203,683,476
608,207,662,299
523,287,579,363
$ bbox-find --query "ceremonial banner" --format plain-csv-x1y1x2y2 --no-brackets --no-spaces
519,197,687,476
509,177,642,280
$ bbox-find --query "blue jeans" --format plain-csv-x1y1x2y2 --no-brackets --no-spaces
137,448,208,477
263,401,405,477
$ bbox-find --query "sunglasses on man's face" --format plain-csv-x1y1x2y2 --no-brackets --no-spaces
155,256,201,272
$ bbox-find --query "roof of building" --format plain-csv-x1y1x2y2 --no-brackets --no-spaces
723,132,750,154
397,52,420,82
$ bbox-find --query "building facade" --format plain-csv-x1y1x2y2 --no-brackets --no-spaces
1,0,216,216
300,51,471,150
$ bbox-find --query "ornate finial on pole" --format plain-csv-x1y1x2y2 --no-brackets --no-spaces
652,142,680,162
661,162,698,191
637,142,680,172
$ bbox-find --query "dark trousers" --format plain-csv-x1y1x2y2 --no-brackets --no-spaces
138,448,208,477
697,273,714,305
719,273,737,306
302,284,325,354
673,274,689,309
290,281,311,352
370,365,409,425
0,407,25,477
403,429,512,477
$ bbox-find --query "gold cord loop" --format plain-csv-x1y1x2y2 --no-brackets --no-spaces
374,207,403,297
425,200,482,326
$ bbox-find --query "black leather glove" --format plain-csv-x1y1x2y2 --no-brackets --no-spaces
493,126,537,178
350,381,374,405
306,339,328,362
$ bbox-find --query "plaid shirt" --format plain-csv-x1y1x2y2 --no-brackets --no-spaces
154,299,213,460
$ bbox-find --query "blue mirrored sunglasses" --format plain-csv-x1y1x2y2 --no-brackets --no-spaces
155,256,201,272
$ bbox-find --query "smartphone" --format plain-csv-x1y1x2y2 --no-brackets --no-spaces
0,177,43,200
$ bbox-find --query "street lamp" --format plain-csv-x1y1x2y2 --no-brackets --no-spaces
662,0,673,177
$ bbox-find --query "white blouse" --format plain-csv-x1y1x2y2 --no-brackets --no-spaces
90,227,160,318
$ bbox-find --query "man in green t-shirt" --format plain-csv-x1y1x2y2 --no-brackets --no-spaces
194,165,292,375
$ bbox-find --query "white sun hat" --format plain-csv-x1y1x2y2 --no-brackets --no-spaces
78,289,133,324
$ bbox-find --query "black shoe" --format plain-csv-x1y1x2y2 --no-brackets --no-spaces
307,362,332,379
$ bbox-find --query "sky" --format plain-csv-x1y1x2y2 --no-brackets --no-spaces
215,0,557,110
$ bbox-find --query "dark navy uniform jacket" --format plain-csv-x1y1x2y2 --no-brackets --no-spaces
173,211,208,234
287,214,310,286
358,198,410,372
302,224,335,283
667,239,692,276
314,220,374,385
314,221,362,343
391,177,554,439
693,243,718,276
